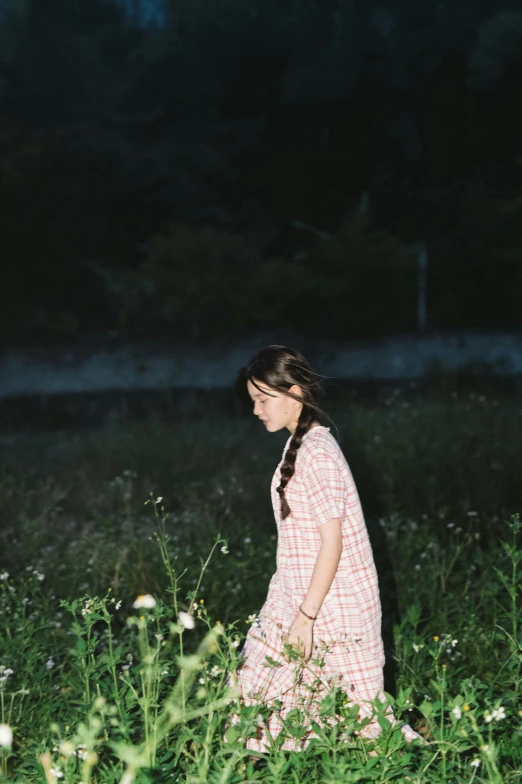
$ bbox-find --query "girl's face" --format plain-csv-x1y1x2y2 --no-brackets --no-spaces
246,378,303,434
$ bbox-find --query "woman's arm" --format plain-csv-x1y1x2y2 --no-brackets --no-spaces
286,518,343,660
302,517,343,615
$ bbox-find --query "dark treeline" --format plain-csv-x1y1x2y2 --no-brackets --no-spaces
1,0,522,342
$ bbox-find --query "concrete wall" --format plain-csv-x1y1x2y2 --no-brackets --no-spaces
2,330,522,399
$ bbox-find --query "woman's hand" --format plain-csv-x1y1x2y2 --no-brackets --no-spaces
284,610,314,662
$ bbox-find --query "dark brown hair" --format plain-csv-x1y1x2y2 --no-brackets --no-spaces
236,345,335,520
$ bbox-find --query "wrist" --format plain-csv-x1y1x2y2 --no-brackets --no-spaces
302,596,320,612
298,606,316,622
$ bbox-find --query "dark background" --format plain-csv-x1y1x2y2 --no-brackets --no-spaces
1,0,522,345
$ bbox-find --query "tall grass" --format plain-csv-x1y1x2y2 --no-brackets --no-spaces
0,382,521,782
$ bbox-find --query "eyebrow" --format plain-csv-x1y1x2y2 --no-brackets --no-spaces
249,389,269,399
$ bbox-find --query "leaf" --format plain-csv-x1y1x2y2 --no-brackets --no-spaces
223,725,242,744
419,700,433,717
377,714,392,731
405,603,421,628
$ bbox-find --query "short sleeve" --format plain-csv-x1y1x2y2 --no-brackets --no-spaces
304,446,346,527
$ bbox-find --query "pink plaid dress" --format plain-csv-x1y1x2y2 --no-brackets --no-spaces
232,425,424,752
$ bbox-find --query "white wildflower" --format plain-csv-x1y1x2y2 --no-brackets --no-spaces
487,707,506,722
156,497,163,503
114,600,122,610
452,639,458,647
59,741,75,758
0,724,13,747
133,594,156,609
46,657,55,669
121,653,133,671
0,572,8,581
452,705,462,720
177,611,195,630
220,544,229,555
470,759,481,768
246,613,257,625
232,639,241,648
50,767,64,779
81,599,93,616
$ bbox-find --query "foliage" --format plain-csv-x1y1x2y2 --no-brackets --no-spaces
119,216,416,338
468,10,522,89
303,215,417,336
428,187,522,329
1,1,522,340
136,223,293,338
1,385,522,780
0,505,521,782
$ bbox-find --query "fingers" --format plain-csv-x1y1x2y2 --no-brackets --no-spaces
283,641,313,663
282,636,304,663
282,624,313,663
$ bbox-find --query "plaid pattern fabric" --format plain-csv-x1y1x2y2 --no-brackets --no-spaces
231,426,425,751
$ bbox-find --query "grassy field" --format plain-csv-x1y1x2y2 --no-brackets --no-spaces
0,379,521,783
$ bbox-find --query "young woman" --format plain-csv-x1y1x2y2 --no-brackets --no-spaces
230,345,425,753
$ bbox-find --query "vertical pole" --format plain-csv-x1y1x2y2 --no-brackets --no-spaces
417,241,428,332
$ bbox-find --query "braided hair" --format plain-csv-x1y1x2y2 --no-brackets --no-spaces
236,345,335,520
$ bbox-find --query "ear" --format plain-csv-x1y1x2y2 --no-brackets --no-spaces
288,383,302,399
